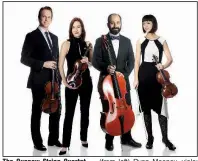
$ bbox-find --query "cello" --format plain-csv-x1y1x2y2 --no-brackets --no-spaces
100,35,135,136
66,43,92,89
153,54,178,98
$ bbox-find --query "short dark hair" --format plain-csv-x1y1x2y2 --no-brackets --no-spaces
38,6,53,20
107,13,122,24
142,14,158,33
69,17,86,41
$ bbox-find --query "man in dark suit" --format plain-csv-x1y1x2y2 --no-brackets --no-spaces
21,6,61,151
92,13,142,151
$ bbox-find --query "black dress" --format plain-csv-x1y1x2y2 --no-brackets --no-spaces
138,36,168,116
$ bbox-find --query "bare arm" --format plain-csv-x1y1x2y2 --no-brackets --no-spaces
58,41,70,86
134,39,141,81
162,41,173,69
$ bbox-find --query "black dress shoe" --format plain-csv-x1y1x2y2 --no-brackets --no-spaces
105,141,114,151
121,138,142,148
59,150,66,155
34,145,47,151
162,139,176,151
48,140,62,147
82,143,88,148
146,136,154,149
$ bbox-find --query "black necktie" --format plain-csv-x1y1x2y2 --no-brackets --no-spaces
45,32,53,50
110,35,120,40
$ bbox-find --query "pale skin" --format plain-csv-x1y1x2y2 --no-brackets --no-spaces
133,21,173,88
107,14,122,75
39,9,57,70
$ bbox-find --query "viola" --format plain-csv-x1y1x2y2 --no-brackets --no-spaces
100,35,135,136
153,54,178,98
66,43,91,89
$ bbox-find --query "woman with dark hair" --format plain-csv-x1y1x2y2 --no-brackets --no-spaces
59,17,93,155
133,14,176,150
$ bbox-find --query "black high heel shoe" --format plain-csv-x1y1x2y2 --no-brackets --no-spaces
162,139,176,151
82,143,88,148
59,150,66,155
146,136,154,149
59,147,69,155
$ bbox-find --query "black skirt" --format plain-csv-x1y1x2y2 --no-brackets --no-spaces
138,62,163,114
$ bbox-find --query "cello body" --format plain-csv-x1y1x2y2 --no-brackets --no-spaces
100,72,135,136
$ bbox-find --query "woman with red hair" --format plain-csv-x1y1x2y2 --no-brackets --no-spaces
59,17,93,155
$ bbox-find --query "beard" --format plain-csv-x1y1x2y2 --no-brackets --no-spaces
109,27,121,35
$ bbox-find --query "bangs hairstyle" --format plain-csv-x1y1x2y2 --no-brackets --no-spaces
142,14,158,33
38,6,53,20
69,17,86,41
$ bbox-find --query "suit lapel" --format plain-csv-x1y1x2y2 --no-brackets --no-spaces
49,32,55,48
106,34,117,62
49,32,56,58
116,35,124,61
36,28,52,54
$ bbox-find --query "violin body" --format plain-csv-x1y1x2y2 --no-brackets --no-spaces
42,70,59,114
153,55,178,98
156,70,178,98
100,72,135,136
66,43,91,89
66,60,88,89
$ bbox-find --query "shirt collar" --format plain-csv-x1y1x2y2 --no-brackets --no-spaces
38,26,49,35
109,32,120,37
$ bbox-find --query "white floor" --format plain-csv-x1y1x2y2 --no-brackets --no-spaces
3,68,197,157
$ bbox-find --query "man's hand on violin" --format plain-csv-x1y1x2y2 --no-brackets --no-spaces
155,63,164,70
80,56,89,64
107,65,116,75
43,61,57,69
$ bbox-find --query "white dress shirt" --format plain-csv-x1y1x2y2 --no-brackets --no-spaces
109,33,120,58
38,26,53,50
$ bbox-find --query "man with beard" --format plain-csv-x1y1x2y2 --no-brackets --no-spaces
92,13,142,151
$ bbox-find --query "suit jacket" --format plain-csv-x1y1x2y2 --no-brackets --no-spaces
21,28,60,88
92,33,134,91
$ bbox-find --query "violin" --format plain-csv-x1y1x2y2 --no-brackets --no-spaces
66,43,92,89
42,69,59,113
100,35,135,136
153,54,178,98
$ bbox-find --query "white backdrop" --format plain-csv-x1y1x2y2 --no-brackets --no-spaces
2,1,197,156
